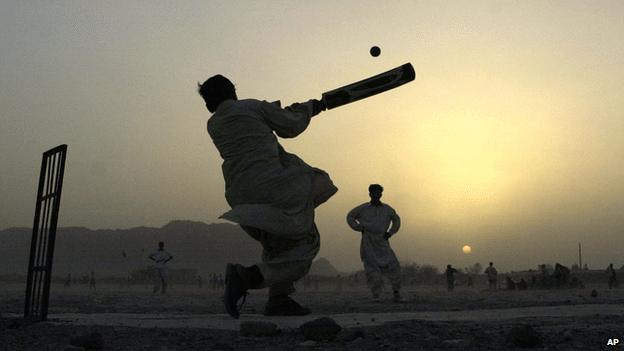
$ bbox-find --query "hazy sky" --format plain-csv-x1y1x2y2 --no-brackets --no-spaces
2,1,624,272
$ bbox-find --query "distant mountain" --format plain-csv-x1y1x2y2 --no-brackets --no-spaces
309,257,341,276
0,220,260,277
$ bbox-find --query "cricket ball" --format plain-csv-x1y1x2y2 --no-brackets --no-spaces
370,46,381,57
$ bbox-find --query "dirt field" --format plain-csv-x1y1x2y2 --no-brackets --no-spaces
1,283,623,350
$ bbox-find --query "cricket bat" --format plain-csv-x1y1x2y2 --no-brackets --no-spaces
321,63,415,110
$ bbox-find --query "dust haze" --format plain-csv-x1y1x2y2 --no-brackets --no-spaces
2,1,624,273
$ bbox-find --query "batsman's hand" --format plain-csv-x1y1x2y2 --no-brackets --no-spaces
384,232,391,240
311,99,327,116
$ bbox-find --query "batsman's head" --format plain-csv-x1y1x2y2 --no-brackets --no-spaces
198,75,237,112
368,184,383,203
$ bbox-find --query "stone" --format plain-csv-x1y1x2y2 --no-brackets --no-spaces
506,324,542,348
69,332,104,350
351,337,365,343
340,328,366,342
239,321,279,337
300,317,342,341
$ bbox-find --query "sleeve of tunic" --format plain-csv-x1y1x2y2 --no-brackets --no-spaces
387,206,401,235
346,204,365,231
260,100,313,138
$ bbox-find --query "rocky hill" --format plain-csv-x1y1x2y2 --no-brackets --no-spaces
0,220,259,277
1,220,341,278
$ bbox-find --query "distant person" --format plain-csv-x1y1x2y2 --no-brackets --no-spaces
218,274,224,290
553,263,570,287
484,262,498,290
198,74,336,318
606,263,618,289
149,241,173,294
347,184,403,302
445,265,458,291
89,271,96,290
517,278,528,290
538,264,549,287
505,275,516,290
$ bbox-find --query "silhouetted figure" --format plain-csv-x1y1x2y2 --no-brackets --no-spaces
606,263,618,289
484,262,498,290
553,263,570,288
466,274,474,287
218,274,224,290
89,271,96,290
347,184,403,302
505,275,516,290
445,265,458,291
199,74,335,318
517,278,528,290
537,264,549,288
149,241,173,294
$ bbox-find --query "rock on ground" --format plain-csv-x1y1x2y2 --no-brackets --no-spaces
506,324,542,348
300,317,342,341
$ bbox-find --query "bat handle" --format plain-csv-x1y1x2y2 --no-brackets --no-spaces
320,96,328,110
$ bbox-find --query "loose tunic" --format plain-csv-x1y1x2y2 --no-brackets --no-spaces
149,250,172,269
485,266,498,281
346,202,401,271
207,99,337,262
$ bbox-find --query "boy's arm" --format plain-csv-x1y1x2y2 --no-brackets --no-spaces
261,100,325,138
387,208,401,236
346,205,364,231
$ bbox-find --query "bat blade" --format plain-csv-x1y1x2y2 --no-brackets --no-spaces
322,63,415,110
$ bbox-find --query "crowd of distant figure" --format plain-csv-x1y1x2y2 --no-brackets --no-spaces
59,262,620,294
59,245,619,295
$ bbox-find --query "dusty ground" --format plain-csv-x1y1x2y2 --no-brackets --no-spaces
1,283,623,350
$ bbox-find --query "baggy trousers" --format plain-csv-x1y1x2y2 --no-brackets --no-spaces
153,268,168,293
365,262,402,296
241,224,318,297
